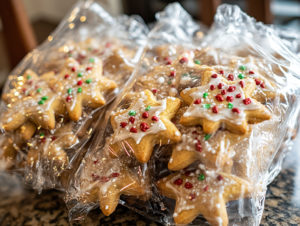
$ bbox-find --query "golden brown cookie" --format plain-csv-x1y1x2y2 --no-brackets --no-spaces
109,89,182,163
49,58,117,121
180,67,271,134
157,169,252,226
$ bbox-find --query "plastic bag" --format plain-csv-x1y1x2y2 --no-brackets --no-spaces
0,0,148,193
65,3,300,226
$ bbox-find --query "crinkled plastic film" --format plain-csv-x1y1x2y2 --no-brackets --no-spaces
0,0,148,193
66,3,300,226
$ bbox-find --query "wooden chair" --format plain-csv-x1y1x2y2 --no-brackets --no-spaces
0,0,37,69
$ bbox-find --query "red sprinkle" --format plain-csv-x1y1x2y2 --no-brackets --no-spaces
66,96,72,102
152,116,159,121
105,43,111,48
239,81,245,88
170,71,176,77
260,83,266,88
185,182,193,189
152,89,158,94
86,67,92,71
219,70,224,75
129,117,135,124
218,83,224,89
255,79,261,85
249,71,255,74
204,185,209,191
221,90,227,95
211,74,218,78
22,88,26,93
210,85,216,90
120,122,127,128
71,67,76,72
185,170,195,176
195,139,202,152
194,99,201,104
232,108,241,114
226,96,234,102
51,136,56,141
93,160,99,164
179,57,188,64
216,94,224,102
212,106,219,113
142,112,149,119
166,60,172,65
236,93,242,98
174,178,183,185
243,98,252,105
228,74,234,81
111,173,119,177
28,81,33,85
92,174,100,181
130,127,137,133
41,137,46,143
77,80,83,86
192,131,198,135
164,57,170,61
189,194,196,200
227,86,236,92
140,122,149,132
217,175,224,181
100,177,110,182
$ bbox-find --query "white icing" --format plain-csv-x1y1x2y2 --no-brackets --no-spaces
112,97,168,144
183,75,260,124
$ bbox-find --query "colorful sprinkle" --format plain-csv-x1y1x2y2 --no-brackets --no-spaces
185,182,193,189
249,71,255,74
226,96,234,102
142,112,149,119
129,110,136,116
41,96,48,101
194,99,201,104
40,133,45,138
170,71,176,77
236,93,242,98
27,75,31,79
228,74,234,81
111,173,119,177
239,66,246,71
203,92,209,98
182,73,188,77
77,80,83,86
227,86,236,92
232,108,241,114
86,79,92,84
152,89,158,94
78,87,82,93
64,74,70,79
243,98,252,105
218,83,224,89
203,104,211,109
140,122,149,132
37,88,42,93
89,58,94,63
189,194,196,200
86,67,92,71
216,94,224,102
219,70,224,75
210,85,216,90
221,90,227,95
38,100,44,105
194,60,201,65
238,73,245,79
255,79,261,85
77,72,83,77
120,122,127,128
204,185,209,191
71,67,76,72
130,127,137,133
227,103,233,109
204,134,211,140
152,116,159,121
67,88,72,95
179,57,188,64
174,178,183,185
66,96,72,102
129,116,135,123
198,174,205,181
260,83,266,88
211,74,218,78
239,81,245,88
217,175,224,181
195,139,202,152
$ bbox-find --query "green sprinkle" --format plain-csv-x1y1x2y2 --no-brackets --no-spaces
203,92,209,98
40,133,44,138
86,79,92,84
167,80,171,85
182,73,189,77
238,73,245,79
239,65,246,71
37,88,42,93
78,87,82,93
204,134,211,140
129,110,136,116
227,103,233,109
67,88,73,95
89,58,94,63
41,96,48,101
198,174,205,181
38,100,44,105
77,72,83,77
194,60,201,65
145,105,151,111
203,104,211,109
68,53,72,57
27,75,31,79
88,47,92,51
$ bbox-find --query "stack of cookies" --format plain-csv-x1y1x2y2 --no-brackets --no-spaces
67,41,298,226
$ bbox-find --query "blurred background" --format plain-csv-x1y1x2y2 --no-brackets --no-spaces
0,0,299,90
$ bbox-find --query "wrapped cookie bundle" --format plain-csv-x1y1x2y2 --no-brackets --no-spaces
66,3,300,226
0,0,148,192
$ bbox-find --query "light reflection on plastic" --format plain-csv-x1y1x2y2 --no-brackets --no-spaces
48,36,53,41
80,16,86,22
69,23,75,29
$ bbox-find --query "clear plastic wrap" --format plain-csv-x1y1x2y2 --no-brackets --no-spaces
65,3,300,226
0,0,148,193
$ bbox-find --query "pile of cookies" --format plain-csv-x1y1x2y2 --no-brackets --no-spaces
0,38,137,190
67,41,298,226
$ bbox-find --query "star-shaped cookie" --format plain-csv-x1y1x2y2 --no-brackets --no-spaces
27,122,78,168
78,153,146,216
50,58,117,121
1,71,65,131
157,169,252,226
180,67,271,134
138,51,208,99
109,89,182,163
168,108,248,172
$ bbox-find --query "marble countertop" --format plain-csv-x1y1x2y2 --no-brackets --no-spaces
1,139,300,226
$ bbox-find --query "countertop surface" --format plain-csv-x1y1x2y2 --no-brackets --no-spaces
1,138,300,226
